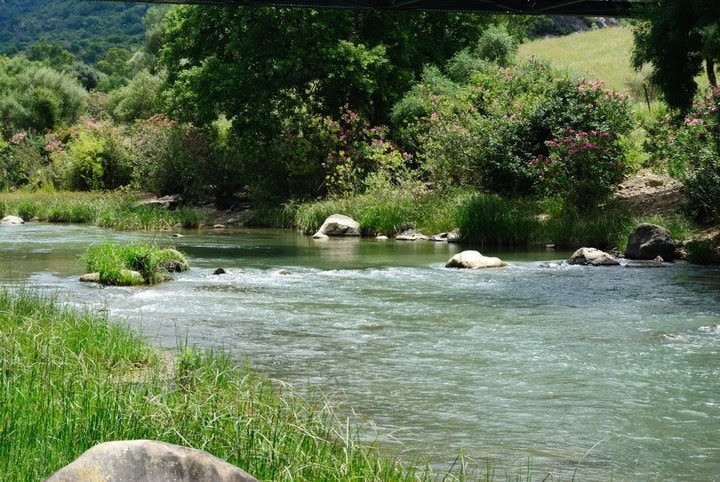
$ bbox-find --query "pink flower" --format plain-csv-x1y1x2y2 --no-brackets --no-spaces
11,131,27,144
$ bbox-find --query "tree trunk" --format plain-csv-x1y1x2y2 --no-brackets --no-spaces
706,57,717,88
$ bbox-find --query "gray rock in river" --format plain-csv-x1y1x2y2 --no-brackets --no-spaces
567,247,620,266
446,250,506,269
312,214,361,238
625,223,677,261
44,439,258,482
1,215,24,225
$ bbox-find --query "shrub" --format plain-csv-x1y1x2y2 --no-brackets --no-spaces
391,57,633,209
474,24,518,66
531,129,627,210
0,60,87,132
108,69,164,122
129,115,214,201
0,131,53,190
51,121,132,191
646,87,720,223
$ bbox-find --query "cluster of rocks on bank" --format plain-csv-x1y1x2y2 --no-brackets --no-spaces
311,214,679,269
311,214,459,242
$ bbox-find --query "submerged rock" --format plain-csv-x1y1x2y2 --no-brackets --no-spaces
625,223,677,261
312,214,361,238
446,250,506,269
44,440,258,482
79,272,101,282
567,247,620,266
431,230,460,243
395,229,428,241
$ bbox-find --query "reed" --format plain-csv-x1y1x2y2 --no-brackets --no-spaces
292,188,464,236
0,190,208,230
455,193,542,249
540,198,634,250
0,288,425,481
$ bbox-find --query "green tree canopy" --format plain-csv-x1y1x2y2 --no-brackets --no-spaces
160,6,522,129
632,0,720,111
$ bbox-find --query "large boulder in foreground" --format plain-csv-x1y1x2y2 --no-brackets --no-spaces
625,223,677,260
45,440,258,482
1,215,24,225
312,214,361,239
567,247,620,266
446,250,506,269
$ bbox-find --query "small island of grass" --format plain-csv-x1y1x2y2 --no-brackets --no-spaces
81,241,189,286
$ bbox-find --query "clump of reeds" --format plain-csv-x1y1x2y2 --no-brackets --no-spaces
0,191,208,230
82,241,189,285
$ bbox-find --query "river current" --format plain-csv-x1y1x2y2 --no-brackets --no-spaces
1,223,719,480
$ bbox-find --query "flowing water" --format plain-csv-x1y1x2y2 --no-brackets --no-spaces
2,223,719,480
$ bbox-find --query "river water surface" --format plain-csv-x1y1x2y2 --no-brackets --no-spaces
1,223,719,480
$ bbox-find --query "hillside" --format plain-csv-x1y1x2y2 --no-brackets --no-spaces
0,0,148,63
518,26,652,99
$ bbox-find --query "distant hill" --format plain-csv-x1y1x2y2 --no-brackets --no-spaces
518,26,651,99
0,0,149,63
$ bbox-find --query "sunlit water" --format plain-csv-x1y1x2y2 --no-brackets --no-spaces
2,223,719,480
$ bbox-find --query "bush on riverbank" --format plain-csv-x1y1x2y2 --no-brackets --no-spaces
82,241,189,285
0,288,422,480
646,87,720,225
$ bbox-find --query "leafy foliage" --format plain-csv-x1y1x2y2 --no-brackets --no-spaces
50,121,132,191
0,0,148,65
632,0,720,111
0,56,87,133
391,53,633,209
645,87,720,223
128,115,216,202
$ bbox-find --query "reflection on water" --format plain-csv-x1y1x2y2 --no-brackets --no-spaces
2,223,720,480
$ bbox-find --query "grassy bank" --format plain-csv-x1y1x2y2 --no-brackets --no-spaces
0,190,208,230
0,288,426,481
286,188,693,251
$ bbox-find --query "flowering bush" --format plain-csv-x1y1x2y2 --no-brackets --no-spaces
129,115,214,201
531,129,626,210
391,57,633,207
646,87,720,223
50,121,132,191
321,108,411,197
0,130,54,190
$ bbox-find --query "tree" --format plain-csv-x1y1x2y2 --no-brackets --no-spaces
158,6,533,202
160,6,515,128
632,0,720,111
0,56,86,132
26,39,76,70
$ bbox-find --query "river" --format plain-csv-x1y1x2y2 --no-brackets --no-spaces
1,223,719,480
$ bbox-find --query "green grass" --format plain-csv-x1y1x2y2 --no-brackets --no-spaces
0,288,427,481
292,187,467,237
0,190,208,230
455,193,542,249
518,26,651,100
518,26,709,104
82,241,189,285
